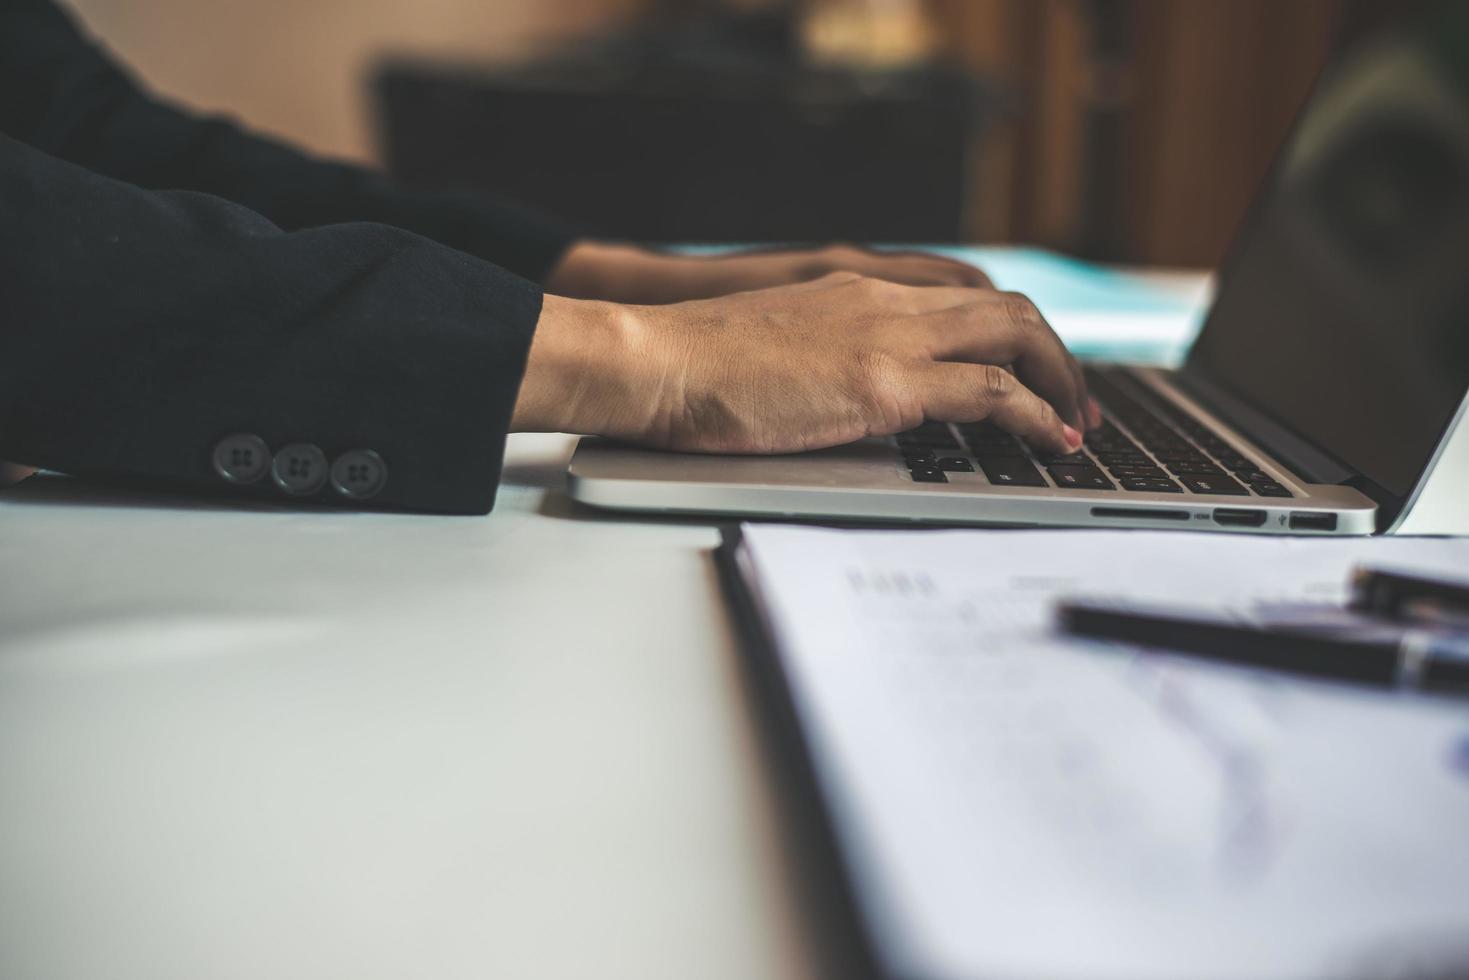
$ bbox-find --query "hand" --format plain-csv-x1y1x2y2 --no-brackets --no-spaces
544,240,991,304
512,273,1098,455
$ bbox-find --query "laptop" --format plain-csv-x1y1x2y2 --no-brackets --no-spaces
570,3,1469,536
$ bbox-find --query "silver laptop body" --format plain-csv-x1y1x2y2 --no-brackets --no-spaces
569,365,1379,535
570,9,1469,537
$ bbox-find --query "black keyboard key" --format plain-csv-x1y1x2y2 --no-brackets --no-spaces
1154,450,1209,463
1036,451,1091,465
1121,478,1184,493
1250,480,1293,497
937,456,974,472
1084,427,1139,450
976,455,1047,487
1180,474,1248,495
1217,454,1253,470
1048,465,1114,490
1087,441,1141,456
1108,465,1169,480
899,433,961,449
1089,438,1142,453
1097,452,1153,467
963,435,1021,453
908,467,948,483
1166,461,1228,476
901,447,936,462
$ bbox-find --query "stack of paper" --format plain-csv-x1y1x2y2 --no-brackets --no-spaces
727,524,1469,980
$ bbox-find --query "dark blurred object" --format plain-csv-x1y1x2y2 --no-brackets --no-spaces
373,6,995,243
928,0,1403,265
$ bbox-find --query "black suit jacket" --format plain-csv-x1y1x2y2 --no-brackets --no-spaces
0,0,580,514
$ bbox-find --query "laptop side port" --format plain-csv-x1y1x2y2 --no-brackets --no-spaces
1090,507,1191,522
1288,512,1338,532
1213,508,1267,528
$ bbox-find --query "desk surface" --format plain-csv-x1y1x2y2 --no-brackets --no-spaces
0,434,824,980
0,265,1211,980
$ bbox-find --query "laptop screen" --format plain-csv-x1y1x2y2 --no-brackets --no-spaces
1186,4,1469,500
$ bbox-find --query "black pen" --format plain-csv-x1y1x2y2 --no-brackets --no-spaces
1056,600,1469,697
1350,566,1469,629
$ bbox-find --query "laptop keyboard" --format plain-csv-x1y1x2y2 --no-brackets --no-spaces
894,369,1292,498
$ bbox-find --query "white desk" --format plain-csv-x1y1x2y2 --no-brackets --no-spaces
0,263,1212,980
0,434,830,980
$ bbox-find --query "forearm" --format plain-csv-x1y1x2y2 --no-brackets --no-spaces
0,133,540,514
544,242,723,305
544,240,995,305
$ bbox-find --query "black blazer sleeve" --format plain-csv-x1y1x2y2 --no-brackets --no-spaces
0,0,579,283
0,130,542,515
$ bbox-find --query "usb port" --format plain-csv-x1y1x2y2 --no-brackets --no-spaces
1213,508,1267,528
1288,512,1338,532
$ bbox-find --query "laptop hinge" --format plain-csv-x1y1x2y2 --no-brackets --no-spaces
1166,369,1404,529
1165,370,1350,483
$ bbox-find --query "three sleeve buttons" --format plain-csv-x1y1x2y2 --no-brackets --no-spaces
211,436,386,501
330,449,388,501
212,434,271,484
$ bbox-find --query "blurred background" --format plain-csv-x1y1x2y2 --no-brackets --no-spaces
69,0,1382,267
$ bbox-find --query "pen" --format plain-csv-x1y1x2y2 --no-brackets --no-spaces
1056,600,1469,697
1350,566,1469,628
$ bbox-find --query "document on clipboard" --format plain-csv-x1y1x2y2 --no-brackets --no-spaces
719,524,1469,980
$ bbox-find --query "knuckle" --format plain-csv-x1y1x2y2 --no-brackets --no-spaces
978,364,1013,403
854,275,897,297
999,291,1042,330
855,349,906,393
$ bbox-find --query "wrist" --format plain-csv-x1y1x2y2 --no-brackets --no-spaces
512,294,671,438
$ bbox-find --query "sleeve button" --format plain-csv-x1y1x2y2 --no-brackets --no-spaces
271,443,328,495
212,434,271,484
330,450,388,500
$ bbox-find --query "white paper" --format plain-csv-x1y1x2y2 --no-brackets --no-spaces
737,525,1469,980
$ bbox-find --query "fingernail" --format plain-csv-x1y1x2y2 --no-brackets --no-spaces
1063,424,1083,449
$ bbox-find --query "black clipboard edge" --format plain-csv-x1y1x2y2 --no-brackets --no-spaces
714,525,889,980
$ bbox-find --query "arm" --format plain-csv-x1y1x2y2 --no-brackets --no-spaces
0,1,996,303
0,132,540,514
0,0,576,283
544,241,996,304
1,127,1093,513
517,275,1096,453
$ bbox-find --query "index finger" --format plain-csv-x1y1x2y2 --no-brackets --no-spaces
918,292,1086,429
914,362,1082,454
